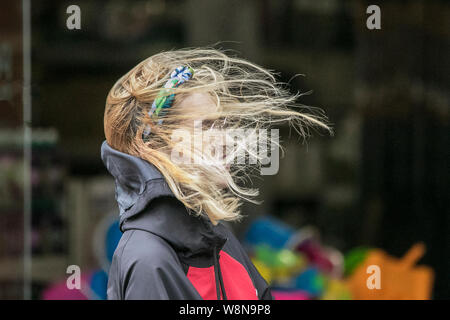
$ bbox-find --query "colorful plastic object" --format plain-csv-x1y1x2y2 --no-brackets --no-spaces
42,215,122,300
105,219,122,263
253,244,306,281
42,271,92,300
251,258,273,284
321,278,352,300
344,246,371,277
346,243,434,300
291,267,326,297
244,217,295,249
272,289,310,300
90,269,109,300
295,238,344,277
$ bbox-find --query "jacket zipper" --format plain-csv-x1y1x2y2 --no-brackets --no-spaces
213,246,227,300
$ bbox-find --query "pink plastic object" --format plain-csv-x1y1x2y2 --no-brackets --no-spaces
296,240,338,275
272,290,310,300
41,271,92,300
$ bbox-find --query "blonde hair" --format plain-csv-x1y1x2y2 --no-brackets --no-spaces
104,47,331,225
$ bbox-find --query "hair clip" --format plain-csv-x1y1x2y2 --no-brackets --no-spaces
143,66,194,139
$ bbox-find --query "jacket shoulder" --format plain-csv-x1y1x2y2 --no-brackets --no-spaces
108,229,188,300
118,229,181,269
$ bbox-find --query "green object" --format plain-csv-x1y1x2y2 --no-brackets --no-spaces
255,245,280,267
314,273,327,292
255,245,303,268
253,245,306,281
344,247,371,277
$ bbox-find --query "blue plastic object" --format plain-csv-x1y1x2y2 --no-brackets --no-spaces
292,267,325,297
243,216,295,249
105,219,122,263
90,270,109,300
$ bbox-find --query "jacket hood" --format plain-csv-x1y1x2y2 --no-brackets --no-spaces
100,140,227,257
100,140,172,221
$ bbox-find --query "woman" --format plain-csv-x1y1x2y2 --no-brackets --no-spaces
101,48,330,299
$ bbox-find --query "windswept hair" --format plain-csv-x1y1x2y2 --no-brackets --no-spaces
104,47,331,225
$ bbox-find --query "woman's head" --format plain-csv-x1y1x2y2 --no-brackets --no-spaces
104,47,331,225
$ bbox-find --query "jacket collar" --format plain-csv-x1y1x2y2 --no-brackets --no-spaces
100,140,227,257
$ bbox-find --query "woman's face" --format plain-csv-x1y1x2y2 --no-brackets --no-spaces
176,93,231,184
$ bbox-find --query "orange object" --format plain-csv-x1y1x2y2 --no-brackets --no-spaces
346,243,434,300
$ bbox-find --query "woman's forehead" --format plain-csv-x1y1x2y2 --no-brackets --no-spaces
177,92,217,114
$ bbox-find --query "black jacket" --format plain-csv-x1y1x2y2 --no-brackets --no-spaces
100,141,272,300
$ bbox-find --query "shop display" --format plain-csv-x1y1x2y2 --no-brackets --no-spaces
244,216,434,300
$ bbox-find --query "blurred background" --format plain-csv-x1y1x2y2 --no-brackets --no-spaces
0,0,448,300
